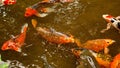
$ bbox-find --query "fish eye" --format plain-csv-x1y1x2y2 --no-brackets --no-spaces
106,41,110,44
25,13,30,16
111,20,114,23
7,45,11,48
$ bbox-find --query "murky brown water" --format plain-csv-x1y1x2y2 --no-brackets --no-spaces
0,0,120,68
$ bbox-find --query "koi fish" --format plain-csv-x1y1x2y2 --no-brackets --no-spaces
71,48,111,68
24,1,55,17
79,39,115,54
93,53,112,68
31,19,78,45
36,27,75,44
110,53,120,68
43,0,73,3
71,48,100,68
41,54,54,68
101,14,120,33
1,23,28,52
0,0,16,6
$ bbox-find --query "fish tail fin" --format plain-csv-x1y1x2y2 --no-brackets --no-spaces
74,38,82,47
31,19,38,28
21,23,28,33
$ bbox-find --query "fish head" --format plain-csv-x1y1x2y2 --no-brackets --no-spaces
4,0,16,5
1,40,21,52
24,8,37,17
104,39,115,46
102,14,114,22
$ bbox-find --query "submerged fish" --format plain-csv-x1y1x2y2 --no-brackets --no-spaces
43,0,73,3
101,14,120,33
110,53,120,68
71,48,111,68
1,23,28,52
36,27,75,44
32,19,79,45
71,48,100,68
80,39,115,54
24,0,74,17
93,52,112,68
24,1,56,17
41,54,54,68
0,0,16,6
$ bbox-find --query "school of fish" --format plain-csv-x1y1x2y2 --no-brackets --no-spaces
0,0,120,68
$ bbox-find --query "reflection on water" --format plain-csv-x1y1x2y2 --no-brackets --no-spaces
0,0,120,68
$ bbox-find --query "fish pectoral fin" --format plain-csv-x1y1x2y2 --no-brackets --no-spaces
74,39,81,47
17,48,22,52
101,23,112,33
31,19,38,28
35,12,48,17
104,47,109,54
50,28,56,33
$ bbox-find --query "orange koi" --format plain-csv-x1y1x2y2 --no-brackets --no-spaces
110,53,120,68
1,23,28,52
80,39,115,54
36,27,75,44
94,53,112,68
31,19,76,44
101,14,120,33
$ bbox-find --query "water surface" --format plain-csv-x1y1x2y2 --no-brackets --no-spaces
0,0,120,68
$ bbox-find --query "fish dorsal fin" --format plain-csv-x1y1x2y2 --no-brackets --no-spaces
31,19,38,28
50,28,56,33
21,23,28,33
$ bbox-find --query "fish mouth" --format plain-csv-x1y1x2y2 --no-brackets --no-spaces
102,14,109,19
1,46,8,50
1,47,6,50
105,39,116,45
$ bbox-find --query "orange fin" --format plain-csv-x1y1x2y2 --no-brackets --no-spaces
31,19,38,28
74,38,82,47
104,47,109,54
21,23,28,33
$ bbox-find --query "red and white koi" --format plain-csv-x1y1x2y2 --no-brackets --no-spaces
0,0,16,6
1,23,28,52
101,14,120,33
43,0,73,3
24,0,74,17
24,1,55,17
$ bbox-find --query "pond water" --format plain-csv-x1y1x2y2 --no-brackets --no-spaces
0,0,120,68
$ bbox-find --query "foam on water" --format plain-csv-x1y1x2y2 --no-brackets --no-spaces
54,0,85,24
8,60,25,68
